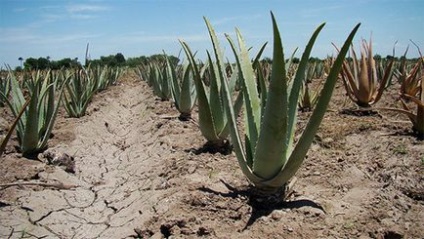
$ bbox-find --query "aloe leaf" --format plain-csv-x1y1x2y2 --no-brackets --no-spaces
6,70,27,146
45,73,56,124
226,30,261,162
285,23,325,161
22,80,40,155
0,99,30,157
8,68,26,117
374,59,394,103
63,93,76,117
253,12,288,179
0,72,11,107
342,45,360,98
386,106,416,122
252,42,268,70
253,45,270,113
204,18,230,139
218,47,264,184
180,64,197,114
37,74,55,135
169,55,195,116
257,63,268,115
207,52,225,136
218,86,244,140
167,54,181,107
204,17,227,92
160,60,171,100
38,77,68,150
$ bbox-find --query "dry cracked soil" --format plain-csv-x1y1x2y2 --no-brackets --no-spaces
0,72,423,239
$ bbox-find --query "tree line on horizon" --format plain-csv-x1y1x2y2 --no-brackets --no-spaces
13,53,180,71
12,52,419,71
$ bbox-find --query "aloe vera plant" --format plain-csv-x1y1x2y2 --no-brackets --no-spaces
299,81,321,112
384,56,424,138
0,70,66,156
147,60,172,101
218,13,360,194
135,64,148,82
395,55,422,98
385,78,424,139
298,63,324,111
92,65,109,92
92,65,124,92
63,68,97,118
106,66,124,87
166,55,197,120
180,36,246,148
0,72,11,107
400,81,424,138
0,99,29,157
337,38,394,108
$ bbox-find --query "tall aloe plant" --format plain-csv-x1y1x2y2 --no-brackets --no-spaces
106,66,124,87
166,55,197,120
219,13,360,194
398,78,424,138
180,35,246,148
63,68,97,118
337,38,394,108
147,60,172,101
91,65,109,92
395,56,422,98
0,70,66,156
298,62,324,112
0,99,29,157
384,56,424,138
92,65,124,92
0,72,11,107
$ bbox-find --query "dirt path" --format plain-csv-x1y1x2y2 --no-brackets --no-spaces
0,80,183,238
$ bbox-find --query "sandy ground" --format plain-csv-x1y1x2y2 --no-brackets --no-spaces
0,73,423,238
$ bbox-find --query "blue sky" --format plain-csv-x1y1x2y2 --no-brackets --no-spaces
1,0,423,67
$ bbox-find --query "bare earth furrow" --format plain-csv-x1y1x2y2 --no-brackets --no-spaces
0,81,179,238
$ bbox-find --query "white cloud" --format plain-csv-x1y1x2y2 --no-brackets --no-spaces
211,14,263,26
40,13,64,22
70,14,97,20
13,8,27,12
67,4,109,14
0,27,37,42
110,32,208,44
28,4,110,24
63,4,111,20
300,5,344,18
0,27,100,44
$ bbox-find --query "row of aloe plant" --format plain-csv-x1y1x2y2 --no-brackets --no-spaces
62,68,97,118
137,56,197,119
140,13,421,151
0,65,125,156
62,65,125,117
